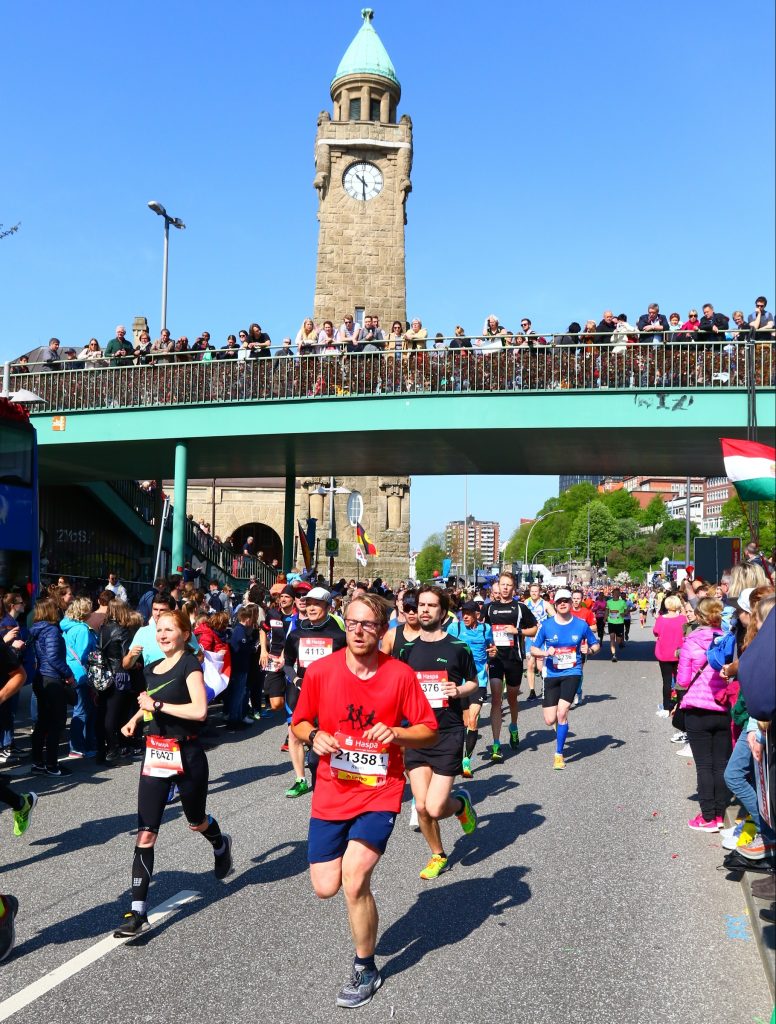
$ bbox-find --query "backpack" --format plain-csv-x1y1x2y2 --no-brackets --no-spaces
87,646,113,691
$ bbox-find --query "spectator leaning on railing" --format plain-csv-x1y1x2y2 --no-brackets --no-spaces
636,303,670,344
104,325,133,365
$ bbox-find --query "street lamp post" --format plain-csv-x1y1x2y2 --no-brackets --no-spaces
315,477,351,585
147,201,185,332
524,509,564,575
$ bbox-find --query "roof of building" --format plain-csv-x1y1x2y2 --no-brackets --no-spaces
332,8,399,89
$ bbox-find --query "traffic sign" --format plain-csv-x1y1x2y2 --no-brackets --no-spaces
325,537,340,557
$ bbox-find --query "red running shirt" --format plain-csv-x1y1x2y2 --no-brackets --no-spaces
292,649,438,819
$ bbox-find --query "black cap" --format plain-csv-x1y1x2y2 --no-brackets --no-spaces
461,601,480,613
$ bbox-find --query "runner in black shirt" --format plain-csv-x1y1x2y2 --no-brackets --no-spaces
397,586,478,880
482,572,537,761
282,588,346,798
114,609,232,938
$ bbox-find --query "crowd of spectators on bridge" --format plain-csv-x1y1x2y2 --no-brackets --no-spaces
9,298,775,403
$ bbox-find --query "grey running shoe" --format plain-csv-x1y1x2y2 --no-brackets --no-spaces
335,966,383,1008
0,895,19,962
214,834,233,880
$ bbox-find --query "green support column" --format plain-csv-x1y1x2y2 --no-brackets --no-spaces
172,441,188,574
283,469,295,573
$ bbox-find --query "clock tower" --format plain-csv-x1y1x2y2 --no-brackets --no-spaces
313,8,412,328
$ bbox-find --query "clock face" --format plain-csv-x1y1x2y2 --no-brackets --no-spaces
343,161,383,201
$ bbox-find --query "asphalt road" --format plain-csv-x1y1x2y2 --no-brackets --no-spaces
1,628,772,1023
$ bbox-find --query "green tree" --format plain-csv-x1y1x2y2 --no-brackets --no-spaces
720,495,774,550
601,488,640,519
568,501,619,561
640,495,669,529
415,532,446,581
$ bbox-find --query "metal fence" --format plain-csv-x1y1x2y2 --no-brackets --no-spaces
9,339,775,413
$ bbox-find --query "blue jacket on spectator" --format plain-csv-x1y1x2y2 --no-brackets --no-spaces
229,623,255,675
29,620,71,679
60,617,96,683
737,609,775,722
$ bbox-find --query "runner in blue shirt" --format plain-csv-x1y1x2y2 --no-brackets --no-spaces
531,589,600,770
447,601,496,777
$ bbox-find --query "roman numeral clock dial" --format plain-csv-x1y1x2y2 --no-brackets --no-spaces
343,161,383,201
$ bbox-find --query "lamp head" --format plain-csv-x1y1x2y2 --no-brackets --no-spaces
148,200,167,217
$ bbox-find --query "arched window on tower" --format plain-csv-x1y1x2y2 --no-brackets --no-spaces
370,97,380,121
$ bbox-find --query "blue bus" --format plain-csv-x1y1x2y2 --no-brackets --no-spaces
0,397,40,599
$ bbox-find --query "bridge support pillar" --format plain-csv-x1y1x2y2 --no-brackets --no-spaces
172,441,188,573
283,469,295,574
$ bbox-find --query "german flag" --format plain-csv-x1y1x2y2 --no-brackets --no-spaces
356,522,378,557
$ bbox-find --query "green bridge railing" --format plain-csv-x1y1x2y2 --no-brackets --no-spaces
9,340,774,414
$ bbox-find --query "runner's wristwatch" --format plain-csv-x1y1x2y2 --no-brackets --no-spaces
153,700,163,712
308,729,319,746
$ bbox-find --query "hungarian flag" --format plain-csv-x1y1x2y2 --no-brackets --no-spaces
721,438,776,502
297,520,312,571
356,522,378,557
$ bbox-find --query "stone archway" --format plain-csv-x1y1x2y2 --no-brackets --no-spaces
230,523,283,567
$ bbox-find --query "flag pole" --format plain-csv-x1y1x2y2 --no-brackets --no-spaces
736,492,757,543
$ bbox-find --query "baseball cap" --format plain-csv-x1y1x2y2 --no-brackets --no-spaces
554,589,572,601
295,580,312,594
307,587,332,603
736,587,754,614
461,601,480,613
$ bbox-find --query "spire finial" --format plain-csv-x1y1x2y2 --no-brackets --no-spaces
361,8,374,22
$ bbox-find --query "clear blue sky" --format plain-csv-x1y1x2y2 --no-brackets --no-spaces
2,1,773,548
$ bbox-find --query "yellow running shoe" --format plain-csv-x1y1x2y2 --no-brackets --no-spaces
553,753,565,770
419,854,448,880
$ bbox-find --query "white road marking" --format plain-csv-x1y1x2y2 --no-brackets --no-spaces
0,889,199,1021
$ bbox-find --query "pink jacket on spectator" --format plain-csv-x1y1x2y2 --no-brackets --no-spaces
653,613,687,661
677,626,727,711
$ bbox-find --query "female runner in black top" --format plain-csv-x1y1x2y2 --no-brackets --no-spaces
114,609,232,937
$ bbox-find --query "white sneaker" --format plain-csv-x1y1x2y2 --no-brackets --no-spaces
571,695,579,707
655,709,670,719
670,732,687,743
409,799,420,831
676,743,693,758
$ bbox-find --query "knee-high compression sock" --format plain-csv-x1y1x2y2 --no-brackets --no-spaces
201,814,225,855
131,846,155,913
465,729,479,757
556,723,569,755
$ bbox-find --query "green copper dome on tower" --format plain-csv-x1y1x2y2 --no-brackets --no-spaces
331,9,399,89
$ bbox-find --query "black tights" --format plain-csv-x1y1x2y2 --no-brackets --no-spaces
657,660,677,710
685,709,732,821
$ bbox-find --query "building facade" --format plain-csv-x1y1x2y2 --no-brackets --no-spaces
445,516,501,566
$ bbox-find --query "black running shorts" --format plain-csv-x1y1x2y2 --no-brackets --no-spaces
137,739,208,834
404,726,464,778
488,658,523,689
543,675,581,708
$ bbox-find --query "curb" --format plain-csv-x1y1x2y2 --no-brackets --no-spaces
724,810,775,1000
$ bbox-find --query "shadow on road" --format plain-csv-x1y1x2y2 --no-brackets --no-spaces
563,733,626,762
208,760,291,795
457,801,545,868
377,865,531,977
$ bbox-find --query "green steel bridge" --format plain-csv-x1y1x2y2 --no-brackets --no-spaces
12,341,774,575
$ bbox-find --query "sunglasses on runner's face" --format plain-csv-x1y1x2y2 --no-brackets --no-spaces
554,598,570,604
402,602,418,612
